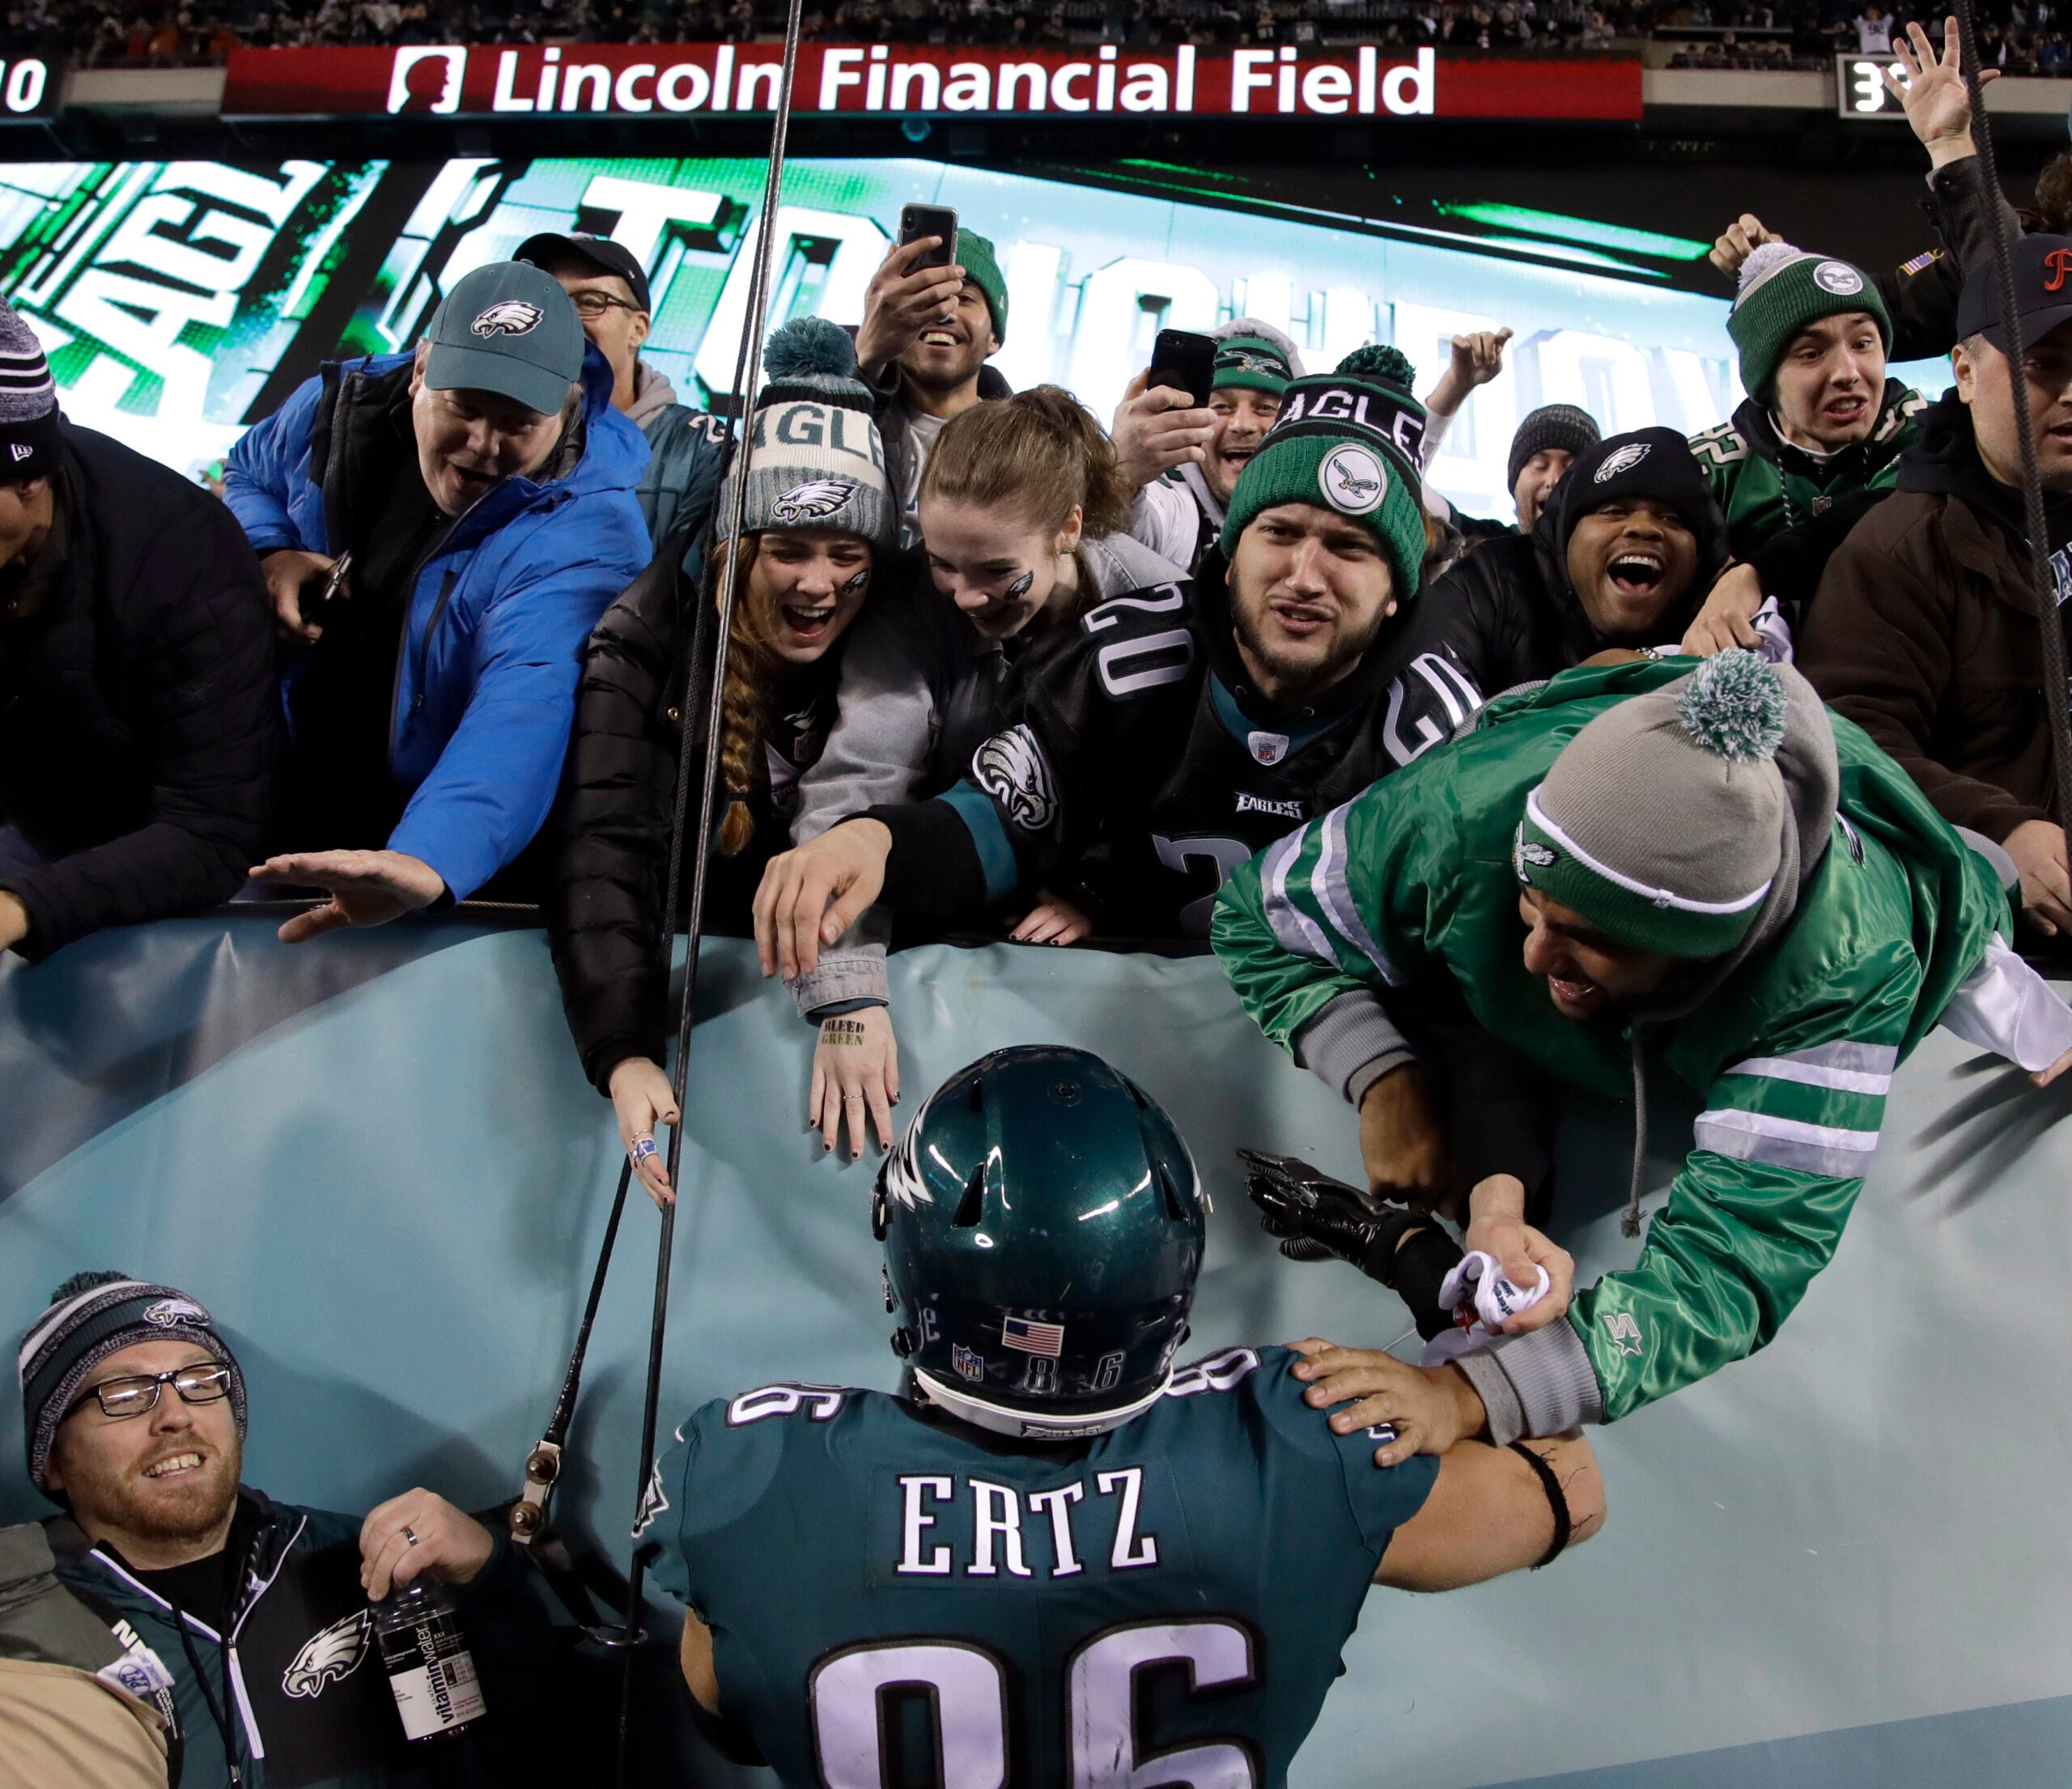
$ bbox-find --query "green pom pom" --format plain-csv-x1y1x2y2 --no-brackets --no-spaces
1335,343,1417,392
49,1269,131,1304
762,316,857,382
1675,649,1787,763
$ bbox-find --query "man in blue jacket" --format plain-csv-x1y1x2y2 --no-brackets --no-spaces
226,261,650,938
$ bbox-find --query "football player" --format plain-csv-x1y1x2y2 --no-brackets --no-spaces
639,1046,1603,1784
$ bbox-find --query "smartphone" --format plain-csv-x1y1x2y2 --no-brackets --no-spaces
1147,329,1219,409
898,203,959,271
299,550,352,632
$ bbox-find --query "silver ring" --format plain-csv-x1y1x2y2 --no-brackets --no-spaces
843,1094,864,1103
402,1524,418,1547
630,1135,658,1165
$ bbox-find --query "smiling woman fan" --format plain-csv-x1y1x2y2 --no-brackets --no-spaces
542,317,899,1212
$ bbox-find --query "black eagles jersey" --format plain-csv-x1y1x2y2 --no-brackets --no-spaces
868,576,1483,937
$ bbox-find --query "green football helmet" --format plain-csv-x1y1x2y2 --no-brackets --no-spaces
873,1045,1208,1440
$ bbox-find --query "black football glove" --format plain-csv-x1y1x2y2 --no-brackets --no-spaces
1238,1148,1466,1339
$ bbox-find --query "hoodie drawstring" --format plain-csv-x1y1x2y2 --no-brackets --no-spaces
1624,1024,1648,1240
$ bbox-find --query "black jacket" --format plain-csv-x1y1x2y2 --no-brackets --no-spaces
545,540,844,1092
0,423,280,962
1413,472,1731,699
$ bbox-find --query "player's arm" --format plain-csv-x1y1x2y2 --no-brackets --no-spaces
680,1610,720,1714
1374,1433,1604,1591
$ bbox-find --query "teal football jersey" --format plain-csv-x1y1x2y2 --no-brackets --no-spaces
642,1344,1438,1787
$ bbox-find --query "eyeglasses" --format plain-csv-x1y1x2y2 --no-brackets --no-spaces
65,1363,233,1422
568,291,643,320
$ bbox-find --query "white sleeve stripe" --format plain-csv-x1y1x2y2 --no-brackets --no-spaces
1695,1107,1883,1178
1315,805,1402,986
1725,1056,1894,1095
1765,1040,1900,1074
1262,828,1336,966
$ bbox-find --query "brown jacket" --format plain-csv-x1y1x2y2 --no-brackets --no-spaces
1798,485,2056,843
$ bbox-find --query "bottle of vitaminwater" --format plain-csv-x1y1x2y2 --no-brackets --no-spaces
372,1581,487,1744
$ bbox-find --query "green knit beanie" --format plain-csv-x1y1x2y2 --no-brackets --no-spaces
1218,346,1429,599
1210,319,1301,396
956,227,1008,348
1726,242,1891,402
1514,651,1789,958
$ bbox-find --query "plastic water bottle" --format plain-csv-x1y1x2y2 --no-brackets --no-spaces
372,1581,486,1744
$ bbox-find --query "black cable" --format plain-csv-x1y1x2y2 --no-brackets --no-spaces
543,1158,631,1451
609,3,809,1780
1950,2,2072,834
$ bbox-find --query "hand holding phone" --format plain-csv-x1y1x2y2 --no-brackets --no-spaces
898,204,959,272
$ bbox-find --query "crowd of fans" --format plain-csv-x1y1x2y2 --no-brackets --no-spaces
11,19,2072,1786
2,0,2065,70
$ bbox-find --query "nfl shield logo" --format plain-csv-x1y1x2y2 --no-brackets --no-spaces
952,1345,984,1383
1248,731,1289,767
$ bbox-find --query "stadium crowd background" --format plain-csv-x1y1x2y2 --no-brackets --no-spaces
6,0,2068,74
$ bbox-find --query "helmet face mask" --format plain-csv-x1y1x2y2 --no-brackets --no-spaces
875,1046,1208,1439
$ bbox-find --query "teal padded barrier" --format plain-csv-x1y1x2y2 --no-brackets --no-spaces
2,916,2069,1785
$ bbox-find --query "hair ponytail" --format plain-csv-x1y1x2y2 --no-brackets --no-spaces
919,385,1136,542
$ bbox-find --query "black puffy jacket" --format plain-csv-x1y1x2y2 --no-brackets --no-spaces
0,423,280,961
544,540,845,1093
1414,467,1731,699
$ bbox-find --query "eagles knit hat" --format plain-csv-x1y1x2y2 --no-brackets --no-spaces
422,261,586,419
1219,344,1430,598
956,227,1008,347
1514,651,1789,958
1555,427,1722,552
1210,317,1303,396
715,317,894,549
513,231,652,314
19,1272,247,1498
0,298,60,483
1506,403,1600,495
1726,242,1892,402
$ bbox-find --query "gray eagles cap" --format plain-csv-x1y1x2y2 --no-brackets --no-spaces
423,261,586,419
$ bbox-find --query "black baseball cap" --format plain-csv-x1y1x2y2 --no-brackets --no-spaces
1955,234,2072,353
514,232,652,315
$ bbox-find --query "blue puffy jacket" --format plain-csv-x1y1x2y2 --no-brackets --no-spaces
224,346,651,899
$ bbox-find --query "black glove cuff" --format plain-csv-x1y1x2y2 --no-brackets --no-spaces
1361,1225,1467,1341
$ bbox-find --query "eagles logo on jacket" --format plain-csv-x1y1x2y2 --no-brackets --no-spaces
864,565,1483,938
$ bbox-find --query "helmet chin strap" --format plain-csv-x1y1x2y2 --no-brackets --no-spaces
912,1367,1172,1441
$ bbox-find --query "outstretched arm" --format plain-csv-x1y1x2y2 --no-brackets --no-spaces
1374,1432,1604,1591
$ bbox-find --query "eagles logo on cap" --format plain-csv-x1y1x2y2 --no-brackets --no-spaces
471,300,543,338
1318,443,1387,516
1812,260,1864,296
771,478,857,525
1594,442,1650,482
142,1296,210,1328
1221,349,1289,377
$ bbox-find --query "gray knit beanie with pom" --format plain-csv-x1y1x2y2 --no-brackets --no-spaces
1514,651,1790,958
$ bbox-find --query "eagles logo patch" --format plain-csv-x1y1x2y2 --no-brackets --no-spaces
1594,442,1650,482
282,1608,373,1699
1221,349,1289,378
142,1297,210,1328
470,300,544,338
1514,827,1557,883
1812,260,1864,296
974,726,1057,832
771,478,857,525
1318,444,1386,516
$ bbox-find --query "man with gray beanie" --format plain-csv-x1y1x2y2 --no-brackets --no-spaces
1503,403,1600,533
225,260,650,938
18,1271,558,1787
1113,317,1305,574
1215,651,2072,1452
0,298,282,963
